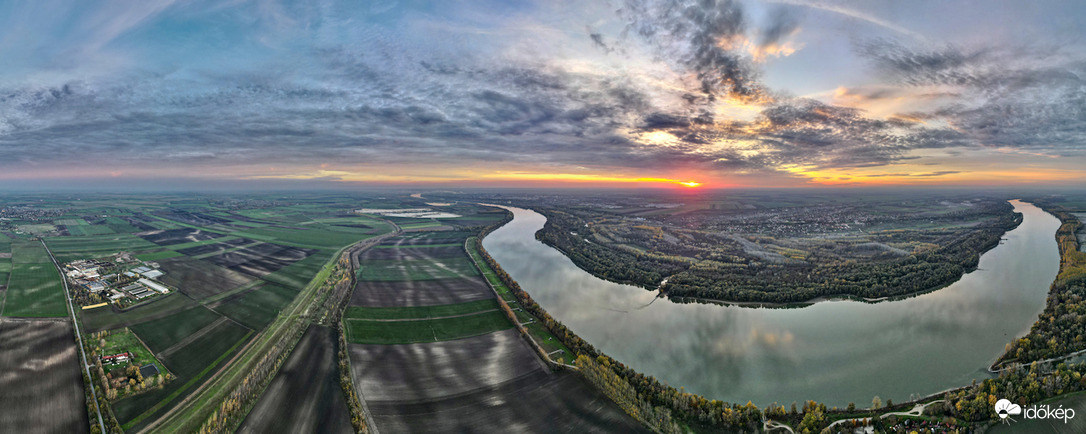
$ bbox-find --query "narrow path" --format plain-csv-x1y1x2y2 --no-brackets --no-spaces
41,240,106,432
764,419,795,433
990,347,1086,373
157,317,230,358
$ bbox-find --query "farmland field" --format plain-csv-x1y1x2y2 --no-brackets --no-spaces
141,228,225,246
357,256,479,281
46,234,157,255
134,250,184,261
210,282,298,330
237,325,353,434
349,277,493,307
129,305,223,353
233,226,358,249
3,253,67,318
347,227,645,433
11,240,52,263
112,320,252,430
344,310,512,344
349,330,645,433
80,292,197,332
204,243,315,277
157,256,256,299
158,319,251,379
0,319,89,433
344,298,498,319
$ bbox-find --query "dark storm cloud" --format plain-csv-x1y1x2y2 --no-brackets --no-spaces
619,0,765,102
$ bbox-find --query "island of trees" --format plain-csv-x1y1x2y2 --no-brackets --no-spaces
534,197,1020,304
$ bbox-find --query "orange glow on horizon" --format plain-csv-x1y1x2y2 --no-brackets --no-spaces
484,172,705,188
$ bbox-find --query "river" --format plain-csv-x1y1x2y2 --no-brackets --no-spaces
481,200,1060,408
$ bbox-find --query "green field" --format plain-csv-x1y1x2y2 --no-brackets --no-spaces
129,306,223,353
2,241,67,317
11,240,53,263
234,226,362,249
134,250,184,261
344,310,512,345
399,221,443,230
104,217,141,233
0,258,11,278
344,298,498,320
159,320,252,378
161,236,240,252
46,235,157,255
261,250,334,289
212,283,298,330
80,293,197,331
67,224,116,236
358,256,479,281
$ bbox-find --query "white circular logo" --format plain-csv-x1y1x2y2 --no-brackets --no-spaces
995,399,1022,419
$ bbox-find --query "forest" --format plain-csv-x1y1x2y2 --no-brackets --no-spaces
535,198,1020,303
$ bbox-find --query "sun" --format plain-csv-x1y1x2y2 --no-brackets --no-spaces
679,181,702,188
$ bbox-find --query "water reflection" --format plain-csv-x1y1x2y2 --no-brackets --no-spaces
482,200,1060,407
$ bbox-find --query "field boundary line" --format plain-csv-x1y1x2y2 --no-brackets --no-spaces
127,328,175,378
157,317,230,358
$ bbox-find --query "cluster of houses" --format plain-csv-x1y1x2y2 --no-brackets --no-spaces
65,257,171,305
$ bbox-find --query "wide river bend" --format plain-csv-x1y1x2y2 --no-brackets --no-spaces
482,200,1060,408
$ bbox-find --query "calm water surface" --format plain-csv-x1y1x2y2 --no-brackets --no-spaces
482,200,1060,408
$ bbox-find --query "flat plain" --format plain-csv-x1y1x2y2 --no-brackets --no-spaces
0,319,89,433
237,325,353,434
347,228,646,433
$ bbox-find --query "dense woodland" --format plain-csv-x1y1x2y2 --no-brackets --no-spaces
995,202,1086,368
536,201,1021,303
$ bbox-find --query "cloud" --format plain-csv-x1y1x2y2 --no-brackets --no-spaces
856,38,1086,156
618,0,767,102
0,0,1081,186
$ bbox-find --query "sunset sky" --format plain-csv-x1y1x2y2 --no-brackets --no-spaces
2,0,1085,189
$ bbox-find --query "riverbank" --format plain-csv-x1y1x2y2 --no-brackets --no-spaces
992,202,1086,370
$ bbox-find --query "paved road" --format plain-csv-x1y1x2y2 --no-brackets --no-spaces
42,240,106,432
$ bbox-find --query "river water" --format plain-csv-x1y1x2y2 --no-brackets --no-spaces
482,200,1060,408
